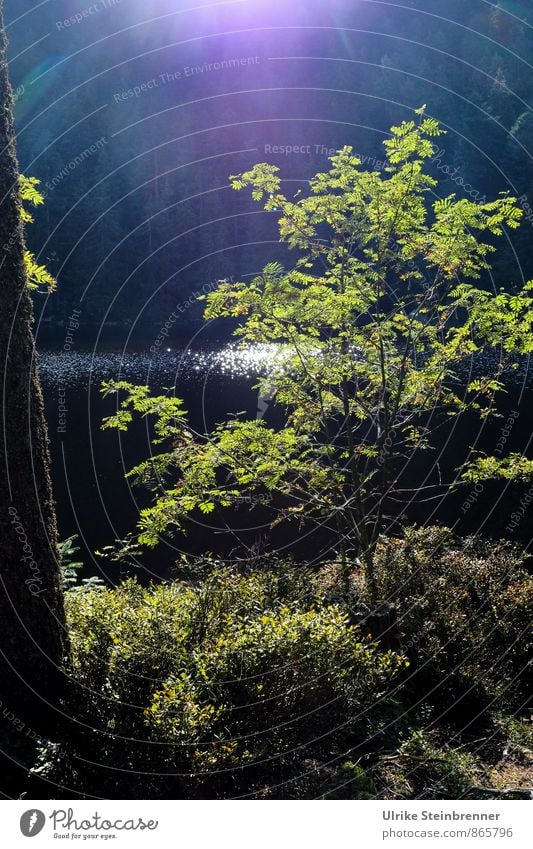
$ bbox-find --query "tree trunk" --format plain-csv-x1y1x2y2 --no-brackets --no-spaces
0,2,68,742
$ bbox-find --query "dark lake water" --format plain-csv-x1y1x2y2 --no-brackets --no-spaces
38,340,533,584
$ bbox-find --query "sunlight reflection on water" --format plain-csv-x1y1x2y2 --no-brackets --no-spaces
38,342,531,388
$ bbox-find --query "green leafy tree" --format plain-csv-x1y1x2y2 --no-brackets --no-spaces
102,110,533,599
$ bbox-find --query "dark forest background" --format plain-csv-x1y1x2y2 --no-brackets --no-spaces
4,0,533,341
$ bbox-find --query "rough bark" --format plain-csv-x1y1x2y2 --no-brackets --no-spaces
0,2,68,742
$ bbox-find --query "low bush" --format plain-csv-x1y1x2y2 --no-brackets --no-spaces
40,566,405,798
35,530,532,798
371,527,533,719
374,729,483,799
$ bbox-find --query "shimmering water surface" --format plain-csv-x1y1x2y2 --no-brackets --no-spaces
39,342,533,583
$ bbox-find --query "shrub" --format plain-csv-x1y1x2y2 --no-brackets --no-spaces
375,729,482,799
371,527,533,718
43,565,405,798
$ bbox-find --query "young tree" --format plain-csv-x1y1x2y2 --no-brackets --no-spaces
0,3,67,738
103,111,533,600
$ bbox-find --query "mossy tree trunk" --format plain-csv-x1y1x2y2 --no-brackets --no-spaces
0,2,68,742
